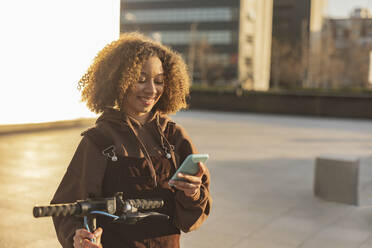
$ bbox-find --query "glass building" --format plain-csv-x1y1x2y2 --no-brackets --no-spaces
121,0,240,84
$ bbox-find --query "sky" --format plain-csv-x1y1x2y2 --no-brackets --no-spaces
327,0,372,18
0,1,119,124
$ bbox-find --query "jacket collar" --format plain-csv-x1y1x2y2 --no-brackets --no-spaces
96,107,170,131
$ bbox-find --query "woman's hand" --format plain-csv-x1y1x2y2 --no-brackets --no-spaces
73,228,103,248
169,162,206,198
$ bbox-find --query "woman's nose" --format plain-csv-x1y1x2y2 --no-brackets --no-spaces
144,80,157,93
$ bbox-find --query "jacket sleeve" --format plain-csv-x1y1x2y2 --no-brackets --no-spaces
172,124,212,233
50,136,107,248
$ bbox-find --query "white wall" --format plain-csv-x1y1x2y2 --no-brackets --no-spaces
369,51,372,85
0,1,120,124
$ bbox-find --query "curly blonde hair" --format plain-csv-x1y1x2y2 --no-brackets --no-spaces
78,32,190,114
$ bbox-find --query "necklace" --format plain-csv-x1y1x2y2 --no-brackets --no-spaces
160,135,174,159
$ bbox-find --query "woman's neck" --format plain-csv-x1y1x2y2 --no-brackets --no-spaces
124,111,150,125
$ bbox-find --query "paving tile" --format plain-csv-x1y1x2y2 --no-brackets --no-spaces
246,203,352,248
181,226,242,248
359,234,372,248
299,226,371,248
232,237,296,248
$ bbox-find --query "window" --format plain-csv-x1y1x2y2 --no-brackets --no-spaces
246,35,254,43
344,29,350,38
245,57,252,66
366,28,372,37
122,7,235,23
352,29,360,36
148,30,233,45
206,54,230,64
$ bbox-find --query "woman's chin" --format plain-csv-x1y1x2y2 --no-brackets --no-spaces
137,107,153,115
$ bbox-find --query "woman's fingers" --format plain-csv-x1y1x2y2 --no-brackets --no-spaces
169,178,200,196
171,180,200,190
74,229,93,247
93,228,103,246
176,162,206,183
176,173,202,184
73,228,103,248
76,228,95,240
169,162,207,197
195,162,206,177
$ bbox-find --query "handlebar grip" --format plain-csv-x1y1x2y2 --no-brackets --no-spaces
127,198,164,210
33,203,81,218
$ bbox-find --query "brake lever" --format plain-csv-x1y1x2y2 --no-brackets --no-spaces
113,211,170,224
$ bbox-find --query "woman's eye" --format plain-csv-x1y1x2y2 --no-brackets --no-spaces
138,77,146,83
155,80,164,85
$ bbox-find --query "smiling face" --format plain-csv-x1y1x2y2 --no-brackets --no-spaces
121,56,165,122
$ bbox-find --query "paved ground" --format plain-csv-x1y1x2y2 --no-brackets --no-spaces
1,110,372,248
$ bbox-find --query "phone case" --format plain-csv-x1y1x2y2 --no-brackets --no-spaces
169,154,209,184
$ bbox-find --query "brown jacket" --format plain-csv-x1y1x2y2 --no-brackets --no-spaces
51,109,212,247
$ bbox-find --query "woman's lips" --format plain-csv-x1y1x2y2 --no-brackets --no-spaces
139,96,155,106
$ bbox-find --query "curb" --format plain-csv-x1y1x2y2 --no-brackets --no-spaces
0,118,96,136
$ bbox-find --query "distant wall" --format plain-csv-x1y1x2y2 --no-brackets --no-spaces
189,90,372,119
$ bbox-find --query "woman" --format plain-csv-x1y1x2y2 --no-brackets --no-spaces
51,32,212,248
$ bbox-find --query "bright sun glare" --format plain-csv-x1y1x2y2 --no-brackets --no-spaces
0,1,120,124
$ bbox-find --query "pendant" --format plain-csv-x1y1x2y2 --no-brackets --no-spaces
111,155,118,162
102,145,118,162
165,153,171,159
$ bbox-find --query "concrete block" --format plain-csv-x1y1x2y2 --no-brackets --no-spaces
314,156,360,205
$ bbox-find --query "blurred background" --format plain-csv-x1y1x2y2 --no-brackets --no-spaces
121,0,372,93
1,0,372,125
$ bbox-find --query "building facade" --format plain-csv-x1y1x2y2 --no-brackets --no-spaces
321,8,372,87
327,9,372,49
271,0,327,88
121,0,273,91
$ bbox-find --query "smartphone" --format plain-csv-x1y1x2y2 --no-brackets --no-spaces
169,154,209,186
